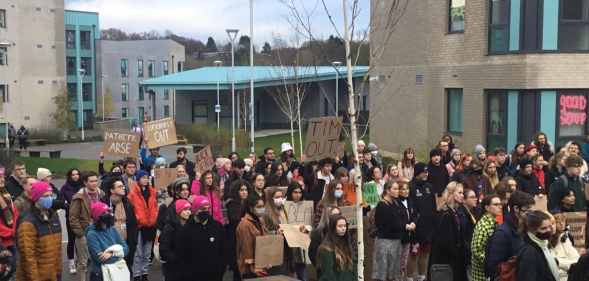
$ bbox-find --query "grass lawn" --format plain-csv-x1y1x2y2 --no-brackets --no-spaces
237,132,306,157
17,157,113,178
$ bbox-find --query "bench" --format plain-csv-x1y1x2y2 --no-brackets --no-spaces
28,139,49,146
177,135,188,145
28,149,62,159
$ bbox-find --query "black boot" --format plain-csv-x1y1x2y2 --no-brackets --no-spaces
141,274,149,281
133,277,141,281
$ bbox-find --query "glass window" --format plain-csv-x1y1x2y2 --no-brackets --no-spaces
0,85,8,103
558,93,587,138
449,0,465,32
164,105,170,117
67,83,77,101
0,47,6,65
559,0,589,51
164,89,170,100
66,57,76,75
122,108,128,118
489,0,510,53
66,30,75,49
82,83,92,101
148,60,155,77
81,57,92,75
0,9,6,28
162,61,169,75
447,89,463,133
562,0,584,20
121,83,128,101
138,106,145,121
177,61,183,72
80,31,91,50
521,0,541,51
518,92,540,143
121,59,128,77
138,85,144,101
137,59,144,77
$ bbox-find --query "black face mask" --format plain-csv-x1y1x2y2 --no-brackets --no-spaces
536,231,552,240
197,211,210,222
98,213,115,229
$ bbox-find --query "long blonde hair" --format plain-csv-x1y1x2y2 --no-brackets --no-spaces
441,181,464,210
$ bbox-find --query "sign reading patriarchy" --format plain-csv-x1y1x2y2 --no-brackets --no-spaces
144,118,177,149
194,145,215,174
304,117,343,161
101,130,140,158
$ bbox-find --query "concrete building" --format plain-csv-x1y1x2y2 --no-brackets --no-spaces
0,0,66,129
97,40,185,123
65,10,99,129
370,0,589,155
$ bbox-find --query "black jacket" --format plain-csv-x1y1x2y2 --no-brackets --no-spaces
102,197,138,268
516,234,558,281
374,199,404,240
428,206,467,281
427,162,449,196
159,218,186,281
457,205,479,265
516,172,543,195
485,215,524,279
409,179,436,243
178,217,226,277
5,176,23,200
397,197,417,243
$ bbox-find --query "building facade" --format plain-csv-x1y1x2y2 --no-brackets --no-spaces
0,0,66,129
370,0,589,155
65,10,99,129
97,40,185,123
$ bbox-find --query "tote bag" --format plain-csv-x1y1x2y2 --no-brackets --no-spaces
101,259,130,281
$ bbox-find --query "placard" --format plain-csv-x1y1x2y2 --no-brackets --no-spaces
303,117,343,161
339,205,357,229
533,194,548,212
101,130,140,158
143,118,177,148
255,235,284,268
563,212,586,250
279,224,311,249
154,168,177,191
284,201,314,226
585,183,589,201
244,276,300,281
195,145,215,174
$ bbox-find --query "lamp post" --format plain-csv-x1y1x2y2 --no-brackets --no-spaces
214,60,223,132
78,68,86,141
226,29,239,152
249,0,255,153
332,61,342,116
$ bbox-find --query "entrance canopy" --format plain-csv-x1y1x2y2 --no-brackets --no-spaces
141,66,369,90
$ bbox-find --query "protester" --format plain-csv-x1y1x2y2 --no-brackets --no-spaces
122,160,137,192
549,212,580,281
309,206,341,266
446,149,462,177
316,214,356,281
483,159,500,193
159,199,191,281
438,140,452,165
517,210,559,281
397,180,416,280
383,164,403,183
0,167,17,258
265,163,288,187
458,188,479,279
14,176,35,216
510,143,526,171
16,181,62,281
470,195,501,281
60,168,83,274
362,166,384,209
549,155,585,211
280,142,297,170
533,155,548,189
494,147,511,179
225,180,252,281
408,163,435,281
427,149,449,196
316,158,335,190
315,182,351,226
168,147,195,179
197,170,225,224
236,195,267,278
6,161,26,199
156,178,190,232
546,151,568,189
255,147,276,175
285,182,311,280
463,159,491,198
16,125,28,150
516,158,543,195
252,174,266,200
86,201,129,281
335,167,356,205
474,144,487,163
398,148,417,181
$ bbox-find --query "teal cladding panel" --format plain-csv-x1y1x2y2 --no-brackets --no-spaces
507,91,519,150
65,10,100,39
509,0,521,51
540,91,557,143
542,0,559,50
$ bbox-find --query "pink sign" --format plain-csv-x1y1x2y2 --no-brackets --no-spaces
560,95,587,126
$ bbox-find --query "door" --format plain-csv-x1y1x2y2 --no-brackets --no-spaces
487,92,508,151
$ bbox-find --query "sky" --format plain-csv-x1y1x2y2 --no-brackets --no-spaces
64,0,370,46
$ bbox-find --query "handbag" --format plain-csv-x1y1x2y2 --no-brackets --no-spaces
101,259,130,281
497,256,517,281
430,264,453,281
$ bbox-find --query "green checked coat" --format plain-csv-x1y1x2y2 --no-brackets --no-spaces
471,213,497,281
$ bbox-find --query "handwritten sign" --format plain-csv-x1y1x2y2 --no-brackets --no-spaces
560,95,587,126
563,212,586,250
533,195,548,212
101,130,140,158
144,118,177,148
339,205,357,229
195,145,215,174
244,276,300,281
304,117,343,161
255,235,284,268
284,201,314,226
154,168,177,191
279,224,311,249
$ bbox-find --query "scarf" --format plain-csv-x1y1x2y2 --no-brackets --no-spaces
528,232,559,280
113,201,127,240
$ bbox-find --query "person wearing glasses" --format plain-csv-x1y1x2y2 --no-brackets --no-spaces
470,195,502,281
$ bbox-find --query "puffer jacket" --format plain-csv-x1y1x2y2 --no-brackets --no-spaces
127,183,158,228
16,208,62,281
69,188,104,238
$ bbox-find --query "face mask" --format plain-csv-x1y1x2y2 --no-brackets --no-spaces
197,211,210,222
244,166,251,173
38,196,53,210
334,190,344,199
98,213,115,228
274,198,285,207
254,207,266,217
536,231,552,240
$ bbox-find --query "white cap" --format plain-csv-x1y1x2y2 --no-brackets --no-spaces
281,142,294,153
36,168,52,181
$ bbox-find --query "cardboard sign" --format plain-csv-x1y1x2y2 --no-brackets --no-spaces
101,130,140,158
279,224,311,249
533,194,548,212
195,145,215,174
584,183,589,201
563,212,586,250
255,235,284,268
244,276,300,281
303,117,343,161
154,168,177,191
339,205,358,229
284,201,314,226
144,118,177,148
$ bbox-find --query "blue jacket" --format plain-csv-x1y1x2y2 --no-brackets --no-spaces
582,143,589,164
484,215,524,279
140,148,157,172
86,224,129,273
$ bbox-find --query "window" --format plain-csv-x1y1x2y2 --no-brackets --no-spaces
137,59,144,77
138,85,144,101
67,83,77,101
447,89,464,133
82,83,92,101
489,0,510,53
162,61,169,75
323,98,329,116
121,83,128,101
0,9,6,28
486,92,508,150
66,57,76,75
0,47,6,65
138,107,145,122
163,89,170,100
0,85,8,103
164,105,170,117
122,108,128,118
80,31,91,50
121,59,128,77
81,57,92,75
558,92,588,140
521,0,541,51
177,61,183,72
66,30,75,49
192,102,208,123
449,0,465,32
148,60,155,77
559,0,589,51
518,92,540,143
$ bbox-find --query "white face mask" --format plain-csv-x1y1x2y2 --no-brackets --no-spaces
334,190,344,199
274,198,285,207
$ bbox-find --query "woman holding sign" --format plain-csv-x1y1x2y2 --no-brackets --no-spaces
314,182,352,227
316,214,357,281
285,182,312,280
236,195,268,278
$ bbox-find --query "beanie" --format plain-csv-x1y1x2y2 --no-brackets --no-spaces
450,148,462,158
136,170,149,180
367,143,378,152
36,168,52,181
191,195,210,212
474,144,486,156
429,149,442,158
414,162,428,176
175,199,191,215
30,182,52,202
90,202,110,222
519,158,533,168
525,144,537,153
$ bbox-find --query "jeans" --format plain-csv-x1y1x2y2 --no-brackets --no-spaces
75,236,90,281
132,232,153,277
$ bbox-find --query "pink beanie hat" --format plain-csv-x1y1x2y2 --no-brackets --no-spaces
191,195,210,212
30,182,52,202
175,199,191,215
91,202,110,222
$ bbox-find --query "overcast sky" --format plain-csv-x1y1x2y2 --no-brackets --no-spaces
64,0,370,46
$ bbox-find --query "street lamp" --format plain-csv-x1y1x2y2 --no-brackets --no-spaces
214,60,223,132
78,68,86,141
249,0,256,153
226,28,239,152
332,61,342,116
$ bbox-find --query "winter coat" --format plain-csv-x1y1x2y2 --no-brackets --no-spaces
397,197,417,244
103,197,138,267
16,209,62,281
201,189,225,225
85,224,129,274
317,248,357,281
484,215,524,279
428,206,467,281
158,217,187,281
127,183,157,243
427,162,450,195
457,205,479,265
69,188,104,238
550,232,580,281
60,181,82,206
464,173,493,198
471,213,496,281
0,204,17,248
517,234,558,281
374,199,403,240
549,174,586,212
516,172,544,195
409,179,436,243
236,213,265,276
178,217,226,277
5,176,23,200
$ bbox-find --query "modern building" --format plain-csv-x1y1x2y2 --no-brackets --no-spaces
97,40,185,123
142,66,369,130
370,0,589,155
0,0,66,129
65,10,99,129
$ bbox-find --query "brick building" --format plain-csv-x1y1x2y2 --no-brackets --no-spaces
370,0,589,155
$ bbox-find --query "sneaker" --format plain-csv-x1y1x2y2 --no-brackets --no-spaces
68,260,77,274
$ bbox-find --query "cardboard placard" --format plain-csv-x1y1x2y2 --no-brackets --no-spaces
255,235,284,268
195,145,215,174
584,183,589,201
244,276,300,281
284,201,314,226
279,224,311,249
154,168,177,191
101,130,140,158
143,118,177,148
563,212,586,250
303,117,343,161
339,205,358,229
533,194,548,212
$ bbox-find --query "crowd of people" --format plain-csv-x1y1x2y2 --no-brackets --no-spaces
0,131,588,281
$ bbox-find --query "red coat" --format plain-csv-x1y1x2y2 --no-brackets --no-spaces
127,183,158,228
533,168,545,188
0,204,18,247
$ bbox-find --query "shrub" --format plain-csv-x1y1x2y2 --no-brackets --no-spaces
176,124,248,155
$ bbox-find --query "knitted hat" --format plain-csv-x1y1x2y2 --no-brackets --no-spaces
90,202,110,222
414,162,428,176
525,144,537,153
175,199,191,215
474,144,486,156
136,170,149,179
367,143,378,152
36,168,52,181
191,195,210,212
30,181,52,202
429,148,442,158
519,158,533,168
450,148,462,158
